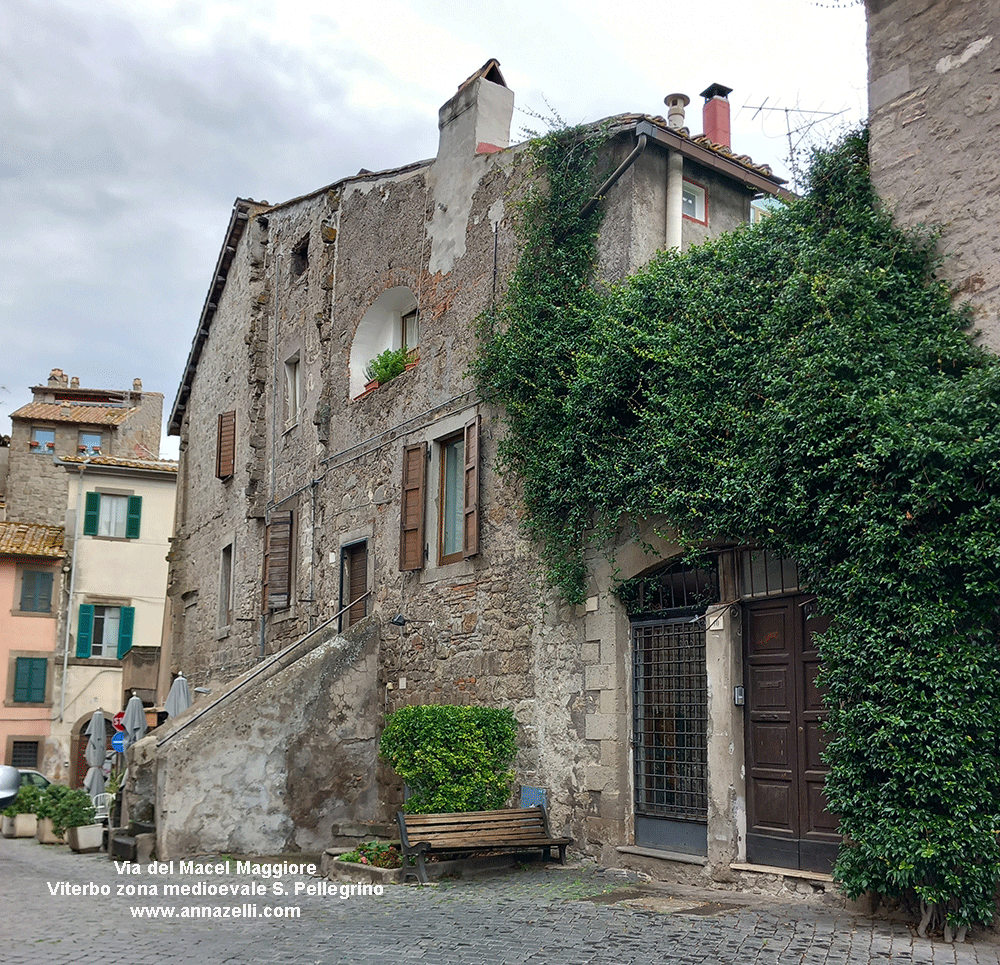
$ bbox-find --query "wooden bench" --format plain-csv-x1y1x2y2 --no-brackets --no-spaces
396,806,572,884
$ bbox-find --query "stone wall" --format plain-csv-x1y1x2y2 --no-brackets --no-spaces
146,619,382,859
6,387,164,527
163,80,772,861
866,0,1000,346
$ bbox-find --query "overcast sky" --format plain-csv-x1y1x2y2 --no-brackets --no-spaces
1,0,868,456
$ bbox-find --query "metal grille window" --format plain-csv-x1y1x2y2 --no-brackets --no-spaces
618,556,719,616
739,548,799,598
11,740,39,767
632,618,708,822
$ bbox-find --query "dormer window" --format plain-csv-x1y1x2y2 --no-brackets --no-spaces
79,431,103,456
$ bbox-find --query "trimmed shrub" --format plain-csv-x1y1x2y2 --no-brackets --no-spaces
380,705,518,813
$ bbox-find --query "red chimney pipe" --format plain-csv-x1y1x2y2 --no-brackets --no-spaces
700,83,733,148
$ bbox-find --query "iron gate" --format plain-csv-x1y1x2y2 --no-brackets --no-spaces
632,615,708,851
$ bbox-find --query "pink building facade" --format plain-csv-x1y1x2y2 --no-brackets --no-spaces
0,521,64,776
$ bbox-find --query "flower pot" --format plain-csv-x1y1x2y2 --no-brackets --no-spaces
67,824,104,853
35,816,64,844
2,813,38,838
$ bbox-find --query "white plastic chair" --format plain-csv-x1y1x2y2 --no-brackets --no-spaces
92,793,111,823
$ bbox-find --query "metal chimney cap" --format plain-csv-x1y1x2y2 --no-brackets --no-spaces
664,92,691,108
700,83,733,101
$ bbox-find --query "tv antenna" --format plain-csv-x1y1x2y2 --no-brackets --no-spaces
740,99,848,192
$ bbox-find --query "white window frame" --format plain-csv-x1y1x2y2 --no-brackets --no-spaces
90,605,121,658
682,179,707,225
98,494,129,538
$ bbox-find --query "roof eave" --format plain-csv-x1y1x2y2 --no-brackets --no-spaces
634,119,794,200
168,199,261,436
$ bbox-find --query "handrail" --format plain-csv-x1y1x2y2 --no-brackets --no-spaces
157,590,372,746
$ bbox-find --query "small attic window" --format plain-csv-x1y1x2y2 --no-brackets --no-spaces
291,234,309,278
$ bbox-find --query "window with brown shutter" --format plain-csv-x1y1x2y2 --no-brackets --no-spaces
216,410,236,479
341,541,368,629
462,414,480,558
264,512,293,611
399,443,426,571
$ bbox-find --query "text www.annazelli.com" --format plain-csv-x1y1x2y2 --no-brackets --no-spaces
130,904,301,919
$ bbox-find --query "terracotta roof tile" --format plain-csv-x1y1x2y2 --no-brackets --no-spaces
60,455,178,473
10,401,136,426
0,521,65,558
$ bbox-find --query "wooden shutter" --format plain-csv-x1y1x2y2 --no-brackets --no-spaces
20,571,53,613
265,512,293,611
125,495,142,539
76,604,95,658
462,415,480,558
399,443,427,571
344,542,368,628
117,606,135,658
216,410,236,479
83,491,100,535
14,658,47,703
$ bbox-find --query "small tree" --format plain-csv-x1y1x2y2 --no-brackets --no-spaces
380,705,518,813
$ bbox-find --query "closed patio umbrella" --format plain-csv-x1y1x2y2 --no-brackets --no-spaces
122,693,147,750
83,710,106,796
164,673,191,718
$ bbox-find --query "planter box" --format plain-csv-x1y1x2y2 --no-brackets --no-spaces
2,813,38,838
320,848,525,884
321,851,403,885
67,824,104,853
35,817,64,844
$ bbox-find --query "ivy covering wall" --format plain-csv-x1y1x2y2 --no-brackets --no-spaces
473,126,1000,930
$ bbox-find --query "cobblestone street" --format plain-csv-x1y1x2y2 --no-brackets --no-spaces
3,838,999,964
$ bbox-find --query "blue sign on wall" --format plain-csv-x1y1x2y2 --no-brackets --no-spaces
111,731,126,753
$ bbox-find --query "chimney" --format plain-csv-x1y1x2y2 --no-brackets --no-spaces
664,93,690,131
700,83,733,147
70,377,80,388
133,378,142,392
437,59,514,160
48,368,67,387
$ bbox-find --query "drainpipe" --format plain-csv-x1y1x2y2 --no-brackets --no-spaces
579,133,648,219
664,93,690,251
59,460,89,722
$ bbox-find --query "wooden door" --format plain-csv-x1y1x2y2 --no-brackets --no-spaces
744,596,839,872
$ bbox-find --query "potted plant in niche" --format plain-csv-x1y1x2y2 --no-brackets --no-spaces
363,346,410,391
53,788,100,852
1,784,40,838
35,783,70,843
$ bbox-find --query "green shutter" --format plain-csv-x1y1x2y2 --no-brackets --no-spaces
126,495,142,539
76,604,94,658
117,606,135,658
83,492,100,535
20,571,53,613
13,658,47,703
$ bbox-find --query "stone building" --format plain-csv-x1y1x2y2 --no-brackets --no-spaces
154,61,807,877
5,369,163,527
865,0,999,347
0,371,175,782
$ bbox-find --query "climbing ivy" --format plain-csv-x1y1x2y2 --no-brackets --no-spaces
474,125,1000,930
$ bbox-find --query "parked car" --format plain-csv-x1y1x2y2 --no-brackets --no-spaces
18,769,53,790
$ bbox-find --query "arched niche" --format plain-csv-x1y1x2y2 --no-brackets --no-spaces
348,286,418,398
